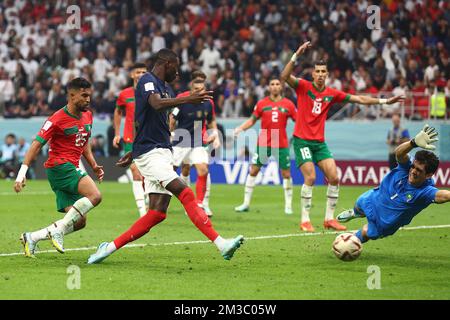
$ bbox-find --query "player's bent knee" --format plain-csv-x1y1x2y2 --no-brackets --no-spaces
88,192,102,206
250,165,261,176
281,171,291,179
195,164,208,176
304,176,316,186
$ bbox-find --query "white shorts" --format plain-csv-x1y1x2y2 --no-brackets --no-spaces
134,148,179,195
172,146,209,167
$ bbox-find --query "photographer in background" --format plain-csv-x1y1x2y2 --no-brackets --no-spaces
387,113,410,170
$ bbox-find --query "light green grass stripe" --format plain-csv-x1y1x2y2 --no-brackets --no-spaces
1,224,450,258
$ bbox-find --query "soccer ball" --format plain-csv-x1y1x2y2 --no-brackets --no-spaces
332,233,362,262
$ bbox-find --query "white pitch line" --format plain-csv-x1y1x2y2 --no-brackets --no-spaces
1,224,450,258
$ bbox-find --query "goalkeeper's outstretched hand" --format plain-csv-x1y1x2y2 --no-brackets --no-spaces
413,124,439,150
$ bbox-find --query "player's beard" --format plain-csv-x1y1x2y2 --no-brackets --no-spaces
166,70,179,83
78,103,91,113
316,78,325,87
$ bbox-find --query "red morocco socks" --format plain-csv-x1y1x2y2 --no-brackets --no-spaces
195,174,208,203
178,187,219,241
112,210,166,250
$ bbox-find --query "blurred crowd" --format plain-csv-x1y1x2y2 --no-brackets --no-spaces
0,131,107,179
0,0,449,119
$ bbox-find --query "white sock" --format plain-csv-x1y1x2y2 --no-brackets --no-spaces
105,242,117,254
132,180,147,217
301,184,313,223
30,218,75,243
57,197,94,233
325,184,339,221
29,228,50,242
283,178,293,211
180,173,190,186
213,235,226,251
126,168,133,181
243,174,256,207
203,174,211,207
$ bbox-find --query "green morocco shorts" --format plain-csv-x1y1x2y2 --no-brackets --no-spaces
124,142,133,153
293,137,333,168
252,146,291,170
46,162,87,212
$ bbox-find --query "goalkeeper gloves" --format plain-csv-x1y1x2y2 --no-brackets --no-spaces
411,124,439,150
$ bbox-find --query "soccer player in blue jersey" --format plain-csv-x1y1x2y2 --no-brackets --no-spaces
170,73,220,217
337,124,450,243
88,49,243,264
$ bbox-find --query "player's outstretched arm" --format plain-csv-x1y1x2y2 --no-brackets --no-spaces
234,117,257,137
435,190,450,204
395,124,439,164
112,107,123,148
148,91,213,111
14,140,42,193
280,41,311,89
348,94,405,105
82,143,104,182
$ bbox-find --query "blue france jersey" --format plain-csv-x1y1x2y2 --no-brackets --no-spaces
171,91,214,148
362,159,438,235
133,72,175,158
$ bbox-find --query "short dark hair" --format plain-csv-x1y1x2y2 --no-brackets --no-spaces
414,150,439,174
6,133,16,140
192,78,205,85
269,77,281,83
314,60,328,68
191,70,207,81
67,77,92,91
131,62,147,71
155,48,178,64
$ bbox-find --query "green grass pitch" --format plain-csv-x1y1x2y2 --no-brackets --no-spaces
0,180,449,300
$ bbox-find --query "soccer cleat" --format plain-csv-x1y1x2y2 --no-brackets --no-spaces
87,242,111,264
285,207,293,215
324,219,347,231
234,204,249,213
300,221,315,232
221,235,244,260
48,230,65,253
20,232,37,258
337,209,363,223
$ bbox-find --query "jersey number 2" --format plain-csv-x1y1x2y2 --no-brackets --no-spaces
272,111,279,122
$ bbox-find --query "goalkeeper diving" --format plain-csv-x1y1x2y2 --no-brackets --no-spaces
337,124,450,243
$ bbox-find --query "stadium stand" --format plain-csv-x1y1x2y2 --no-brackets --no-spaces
0,0,448,120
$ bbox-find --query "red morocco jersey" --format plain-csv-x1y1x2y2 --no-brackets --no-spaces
116,86,135,143
252,97,296,148
293,79,350,142
35,106,93,168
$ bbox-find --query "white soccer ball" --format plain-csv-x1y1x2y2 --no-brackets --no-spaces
332,233,362,261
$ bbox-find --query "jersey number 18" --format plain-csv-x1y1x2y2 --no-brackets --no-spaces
312,101,322,115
